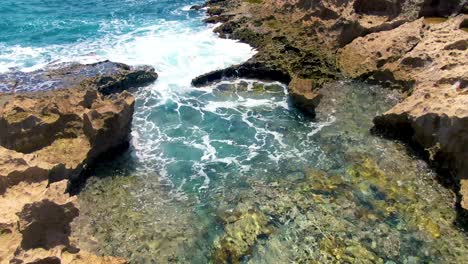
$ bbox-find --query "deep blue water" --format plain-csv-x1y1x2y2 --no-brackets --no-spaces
2,1,468,263
0,0,199,45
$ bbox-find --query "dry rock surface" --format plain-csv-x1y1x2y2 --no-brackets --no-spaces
195,0,468,215
0,61,157,264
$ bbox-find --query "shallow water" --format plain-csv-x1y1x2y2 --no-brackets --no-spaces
73,80,468,263
1,0,467,263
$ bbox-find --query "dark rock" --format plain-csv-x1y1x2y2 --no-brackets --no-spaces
190,5,204,11
0,61,158,94
19,200,79,250
191,62,291,87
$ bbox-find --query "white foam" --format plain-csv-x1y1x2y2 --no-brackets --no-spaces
1,12,334,194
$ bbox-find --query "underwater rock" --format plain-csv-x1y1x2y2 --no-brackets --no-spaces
213,204,272,264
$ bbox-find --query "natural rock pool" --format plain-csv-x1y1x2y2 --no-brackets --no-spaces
73,79,468,263
1,0,467,263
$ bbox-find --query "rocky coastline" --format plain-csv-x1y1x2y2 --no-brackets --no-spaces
0,61,157,263
0,0,467,263
195,0,468,219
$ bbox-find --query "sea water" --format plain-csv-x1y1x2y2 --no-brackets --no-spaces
1,0,467,263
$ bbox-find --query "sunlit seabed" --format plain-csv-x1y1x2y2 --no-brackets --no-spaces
74,80,468,263
1,0,467,263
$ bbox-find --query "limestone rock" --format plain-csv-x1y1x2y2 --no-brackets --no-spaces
364,16,468,210
337,18,425,80
288,77,322,117
0,87,134,180
197,0,466,87
0,61,155,263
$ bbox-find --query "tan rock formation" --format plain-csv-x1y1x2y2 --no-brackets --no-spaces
0,61,155,263
0,87,134,180
287,77,323,117
339,15,468,210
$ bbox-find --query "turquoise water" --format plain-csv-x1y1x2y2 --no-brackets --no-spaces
2,1,468,263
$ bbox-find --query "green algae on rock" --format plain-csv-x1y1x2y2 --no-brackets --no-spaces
213,203,272,264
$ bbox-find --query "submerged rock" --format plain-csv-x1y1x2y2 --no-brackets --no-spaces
213,204,272,264
0,61,156,263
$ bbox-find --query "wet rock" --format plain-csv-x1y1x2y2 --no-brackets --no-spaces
288,77,322,117
0,60,157,94
191,62,291,87
213,204,272,264
203,14,233,24
190,5,204,11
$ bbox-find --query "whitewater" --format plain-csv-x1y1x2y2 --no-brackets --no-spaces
3,1,468,263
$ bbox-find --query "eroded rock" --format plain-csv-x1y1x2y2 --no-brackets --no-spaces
0,61,155,263
0,88,134,180
287,77,322,117
343,16,468,211
0,61,157,94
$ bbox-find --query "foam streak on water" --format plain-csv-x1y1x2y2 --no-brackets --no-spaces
3,1,468,263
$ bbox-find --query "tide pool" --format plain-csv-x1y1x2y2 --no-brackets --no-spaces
1,1,467,263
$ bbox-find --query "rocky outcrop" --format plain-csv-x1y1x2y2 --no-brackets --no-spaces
0,60,157,94
0,87,134,180
0,61,157,263
196,1,468,217
287,77,322,117
0,180,127,264
194,0,465,117
339,16,468,212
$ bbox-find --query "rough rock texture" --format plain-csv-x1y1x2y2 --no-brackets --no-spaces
287,77,322,117
194,0,466,113
195,1,468,216
0,60,158,94
339,16,468,212
0,61,156,263
212,203,272,264
0,88,134,180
